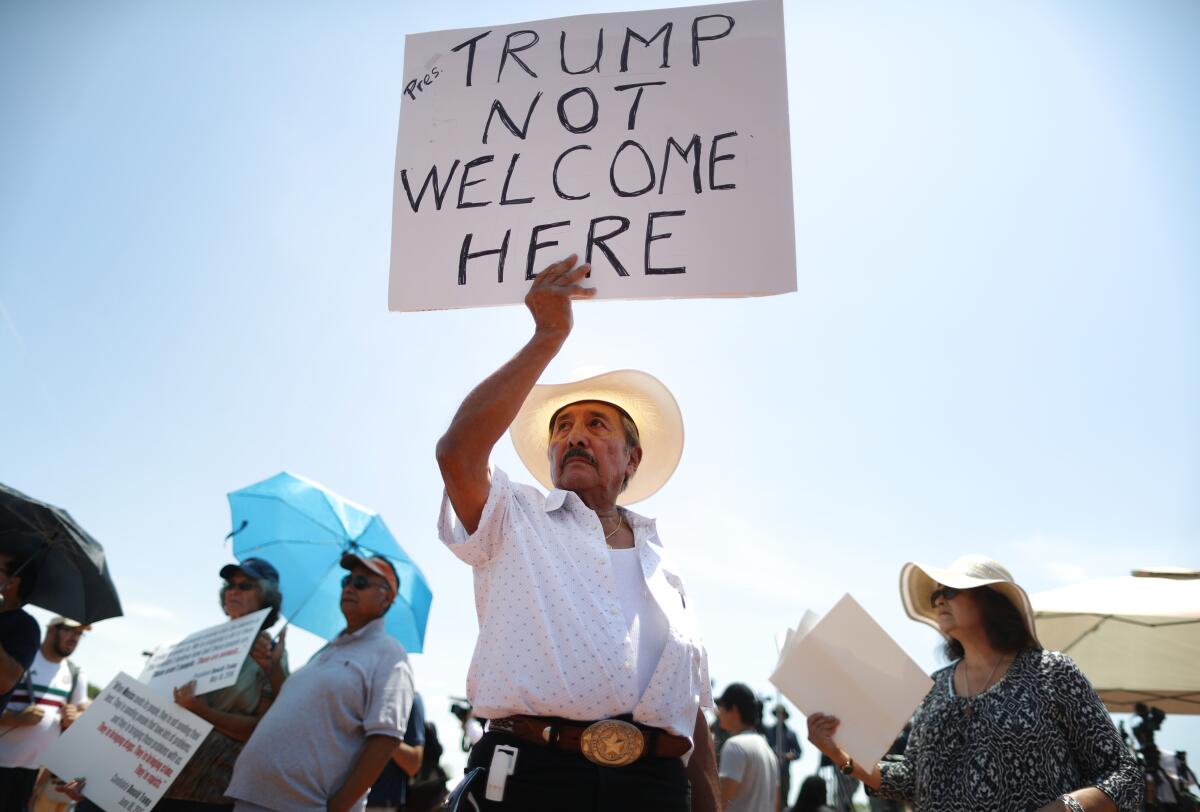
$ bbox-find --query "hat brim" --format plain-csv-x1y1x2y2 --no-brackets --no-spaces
900,561,1041,646
340,552,399,593
509,370,683,506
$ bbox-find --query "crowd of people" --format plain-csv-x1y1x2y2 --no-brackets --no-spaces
0,260,1177,811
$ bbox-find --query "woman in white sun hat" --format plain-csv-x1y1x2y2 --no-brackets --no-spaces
805,555,1141,812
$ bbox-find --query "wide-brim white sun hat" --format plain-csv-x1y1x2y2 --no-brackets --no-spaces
900,554,1041,646
509,369,683,506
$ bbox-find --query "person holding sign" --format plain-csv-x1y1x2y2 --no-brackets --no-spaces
436,255,719,812
158,558,289,811
804,555,1142,812
225,553,414,812
0,616,88,811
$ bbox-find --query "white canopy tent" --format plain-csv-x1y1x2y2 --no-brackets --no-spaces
1032,569,1200,715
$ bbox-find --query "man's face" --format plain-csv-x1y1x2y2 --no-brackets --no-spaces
547,401,641,497
715,703,737,733
50,624,84,657
339,563,393,627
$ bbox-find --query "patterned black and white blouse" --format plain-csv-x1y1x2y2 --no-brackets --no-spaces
875,648,1142,812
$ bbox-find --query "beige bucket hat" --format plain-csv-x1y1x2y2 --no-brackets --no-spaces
900,554,1041,646
509,369,683,506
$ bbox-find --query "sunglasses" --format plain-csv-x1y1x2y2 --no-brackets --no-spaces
341,574,391,592
225,580,258,592
929,585,962,607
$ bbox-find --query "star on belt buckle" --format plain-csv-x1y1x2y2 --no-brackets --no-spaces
580,719,645,767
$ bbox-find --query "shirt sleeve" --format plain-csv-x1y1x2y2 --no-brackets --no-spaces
363,655,414,739
875,682,938,803
404,693,426,747
1044,652,1143,811
437,466,515,567
718,739,748,782
8,613,41,671
875,755,916,802
697,645,714,710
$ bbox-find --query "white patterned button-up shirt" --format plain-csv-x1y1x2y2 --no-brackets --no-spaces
438,467,713,742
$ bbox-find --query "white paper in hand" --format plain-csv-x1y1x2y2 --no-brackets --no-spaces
769,594,931,769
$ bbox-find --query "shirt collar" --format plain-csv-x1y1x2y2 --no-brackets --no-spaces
543,489,660,543
335,615,387,643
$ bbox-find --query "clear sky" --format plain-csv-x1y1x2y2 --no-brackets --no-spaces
2,0,1197,794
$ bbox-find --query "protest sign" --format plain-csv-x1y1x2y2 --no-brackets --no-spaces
389,0,795,311
769,594,932,769
40,672,213,812
139,607,269,696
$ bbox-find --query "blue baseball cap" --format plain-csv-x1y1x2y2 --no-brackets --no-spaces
219,557,279,584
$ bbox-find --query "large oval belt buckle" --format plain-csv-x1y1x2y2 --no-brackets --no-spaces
580,719,645,767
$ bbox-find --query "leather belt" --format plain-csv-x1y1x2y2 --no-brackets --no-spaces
488,715,690,767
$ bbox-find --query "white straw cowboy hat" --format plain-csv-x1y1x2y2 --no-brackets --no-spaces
900,554,1041,646
509,369,683,506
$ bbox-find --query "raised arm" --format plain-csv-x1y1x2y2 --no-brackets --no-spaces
435,255,594,533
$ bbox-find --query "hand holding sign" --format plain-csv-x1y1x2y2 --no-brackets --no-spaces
526,255,595,337
769,595,931,771
171,681,203,714
250,625,287,676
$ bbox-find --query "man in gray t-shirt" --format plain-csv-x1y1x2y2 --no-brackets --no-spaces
226,554,414,812
716,683,780,812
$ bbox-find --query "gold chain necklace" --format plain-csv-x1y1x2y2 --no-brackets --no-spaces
600,511,623,541
962,655,1006,718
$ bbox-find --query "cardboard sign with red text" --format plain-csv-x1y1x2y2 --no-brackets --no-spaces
40,672,213,812
139,607,269,696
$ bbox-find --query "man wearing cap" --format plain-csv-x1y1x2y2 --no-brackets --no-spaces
715,683,779,812
0,616,87,810
225,553,415,812
436,255,719,812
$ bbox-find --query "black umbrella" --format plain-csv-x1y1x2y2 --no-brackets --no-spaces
0,483,123,624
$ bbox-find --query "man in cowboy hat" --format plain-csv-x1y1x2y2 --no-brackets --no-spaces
436,255,719,812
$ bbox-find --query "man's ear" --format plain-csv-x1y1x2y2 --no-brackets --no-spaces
625,445,643,479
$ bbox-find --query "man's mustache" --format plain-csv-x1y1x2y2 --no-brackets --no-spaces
561,447,597,467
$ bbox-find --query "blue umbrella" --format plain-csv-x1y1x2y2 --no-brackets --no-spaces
226,472,432,652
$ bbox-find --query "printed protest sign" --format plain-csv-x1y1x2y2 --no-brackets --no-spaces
41,672,213,812
139,607,269,696
390,0,795,311
770,594,931,769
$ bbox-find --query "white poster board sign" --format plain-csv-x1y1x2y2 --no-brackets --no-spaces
139,608,268,696
40,672,213,812
769,594,932,769
390,0,795,311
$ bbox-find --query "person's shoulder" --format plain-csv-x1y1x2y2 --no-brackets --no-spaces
1028,648,1088,684
377,637,413,666
0,608,41,640
15,608,39,632
491,466,546,505
1027,647,1073,671
723,732,751,752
